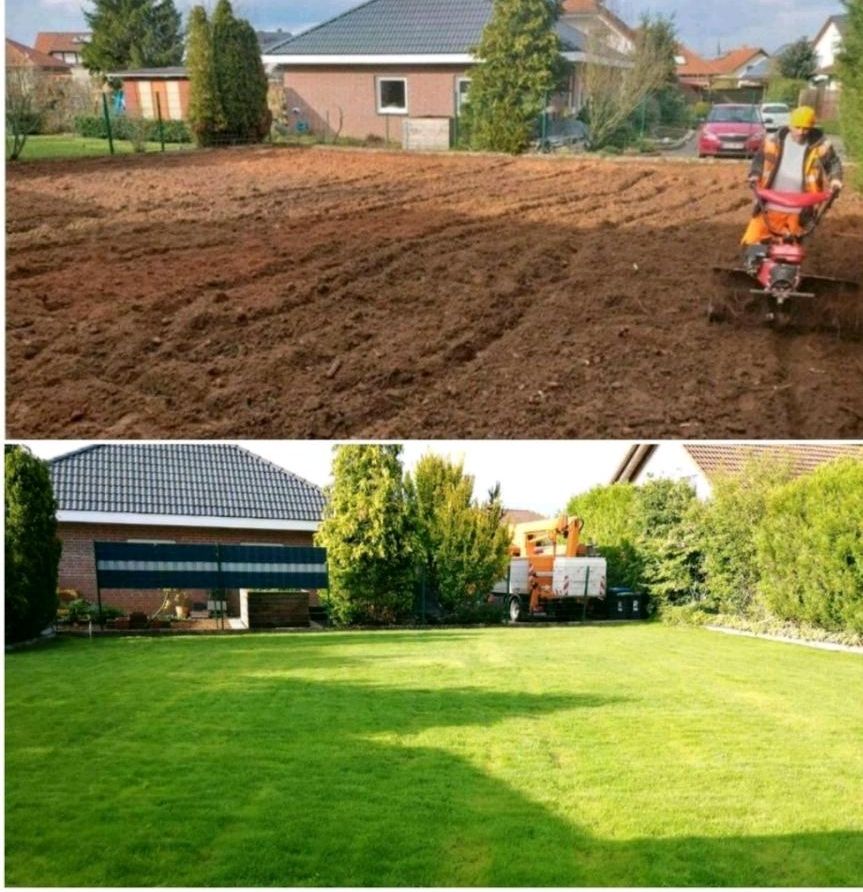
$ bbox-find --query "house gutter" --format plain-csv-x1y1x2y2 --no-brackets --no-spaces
264,51,624,67
57,510,319,532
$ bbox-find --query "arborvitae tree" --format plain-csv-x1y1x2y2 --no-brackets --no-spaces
211,0,271,142
236,18,273,140
5,446,62,644
316,445,414,625
462,0,566,153
838,0,863,187
777,37,819,80
186,5,224,145
406,455,510,615
82,0,183,72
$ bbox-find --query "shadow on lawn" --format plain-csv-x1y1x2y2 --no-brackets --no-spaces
9,666,858,887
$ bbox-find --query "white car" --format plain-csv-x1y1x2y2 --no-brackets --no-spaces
760,102,791,132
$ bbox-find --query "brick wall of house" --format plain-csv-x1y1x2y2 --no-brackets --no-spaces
58,521,317,615
282,65,471,143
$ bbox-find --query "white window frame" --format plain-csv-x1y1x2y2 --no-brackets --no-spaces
456,77,471,113
376,77,408,115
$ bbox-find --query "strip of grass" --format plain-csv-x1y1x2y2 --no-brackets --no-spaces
9,134,194,161
5,625,862,886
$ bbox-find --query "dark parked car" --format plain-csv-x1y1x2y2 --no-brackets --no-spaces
697,104,766,158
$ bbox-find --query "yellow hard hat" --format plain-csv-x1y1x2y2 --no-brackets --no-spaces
790,106,816,129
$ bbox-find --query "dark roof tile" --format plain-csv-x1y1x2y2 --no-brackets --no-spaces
49,444,325,522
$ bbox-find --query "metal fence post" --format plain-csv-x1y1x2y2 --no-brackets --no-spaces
101,92,115,156
155,92,166,152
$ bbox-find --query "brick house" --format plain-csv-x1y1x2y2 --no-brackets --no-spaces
34,31,90,67
33,31,92,85
264,0,627,145
6,38,73,77
50,444,325,617
612,443,863,499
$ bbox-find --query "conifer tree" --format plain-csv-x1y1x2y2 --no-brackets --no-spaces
186,5,224,145
462,0,566,153
83,0,183,72
211,0,271,141
316,445,414,625
5,446,62,644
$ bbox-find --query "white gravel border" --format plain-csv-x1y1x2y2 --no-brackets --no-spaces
705,624,863,654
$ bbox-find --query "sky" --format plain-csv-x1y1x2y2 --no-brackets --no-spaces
16,440,636,516
5,0,844,56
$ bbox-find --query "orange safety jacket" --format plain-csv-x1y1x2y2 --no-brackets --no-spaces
749,126,843,196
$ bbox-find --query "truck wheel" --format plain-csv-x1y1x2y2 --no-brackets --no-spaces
508,596,523,623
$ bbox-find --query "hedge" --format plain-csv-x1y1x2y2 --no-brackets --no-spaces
755,458,863,634
73,115,192,143
566,455,863,635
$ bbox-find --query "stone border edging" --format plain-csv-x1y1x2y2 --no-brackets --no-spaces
705,624,863,654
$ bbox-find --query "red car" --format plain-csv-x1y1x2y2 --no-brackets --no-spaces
697,104,766,158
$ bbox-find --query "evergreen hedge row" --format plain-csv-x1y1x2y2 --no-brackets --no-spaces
73,115,192,143
566,456,863,634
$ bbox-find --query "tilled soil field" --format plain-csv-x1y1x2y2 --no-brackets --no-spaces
6,146,863,438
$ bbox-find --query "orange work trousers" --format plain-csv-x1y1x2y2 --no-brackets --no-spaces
741,211,802,245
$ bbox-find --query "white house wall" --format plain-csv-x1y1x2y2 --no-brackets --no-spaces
634,443,712,500
815,22,842,70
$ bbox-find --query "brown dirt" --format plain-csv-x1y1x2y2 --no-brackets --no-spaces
6,145,863,438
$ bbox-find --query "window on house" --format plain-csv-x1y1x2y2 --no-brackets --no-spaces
456,78,471,113
377,78,407,114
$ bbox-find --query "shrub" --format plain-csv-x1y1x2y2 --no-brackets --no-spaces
695,455,794,614
755,458,863,633
73,115,192,143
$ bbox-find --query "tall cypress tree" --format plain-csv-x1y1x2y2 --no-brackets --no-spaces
186,5,224,145
463,0,566,153
82,0,183,72
5,446,62,644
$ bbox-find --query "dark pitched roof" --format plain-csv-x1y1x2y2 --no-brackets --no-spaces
268,0,587,55
49,444,325,522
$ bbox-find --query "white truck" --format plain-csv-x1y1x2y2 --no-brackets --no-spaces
493,555,607,622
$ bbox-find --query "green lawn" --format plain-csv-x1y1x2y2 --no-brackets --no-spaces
8,134,194,161
5,625,862,886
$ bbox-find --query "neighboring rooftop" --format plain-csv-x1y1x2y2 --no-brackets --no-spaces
814,13,849,44
712,46,768,75
256,29,292,52
49,444,325,522
6,38,73,70
267,0,589,56
613,443,863,484
560,0,637,41
503,509,547,526
34,31,90,55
